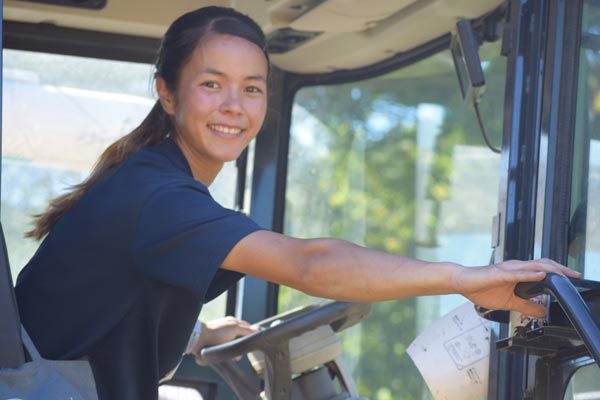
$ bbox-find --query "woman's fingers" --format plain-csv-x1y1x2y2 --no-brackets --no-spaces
510,296,546,318
500,258,581,278
464,259,581,317
189,317,258,357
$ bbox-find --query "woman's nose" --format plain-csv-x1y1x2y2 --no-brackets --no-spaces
220,90,243,114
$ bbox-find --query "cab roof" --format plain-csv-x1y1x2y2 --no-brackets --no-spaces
4,0,504,74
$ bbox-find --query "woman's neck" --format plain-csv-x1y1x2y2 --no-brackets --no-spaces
171,135,222,186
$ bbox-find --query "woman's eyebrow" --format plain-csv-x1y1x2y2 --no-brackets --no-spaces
246,74,267,83
199,68,266,82
196,67,224,78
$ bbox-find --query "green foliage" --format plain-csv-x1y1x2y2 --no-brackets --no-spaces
280,42,506,399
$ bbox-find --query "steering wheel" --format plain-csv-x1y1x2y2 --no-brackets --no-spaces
199,300,371,400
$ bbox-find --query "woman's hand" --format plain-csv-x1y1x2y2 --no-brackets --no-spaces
452,259,581,317
187,316,258,362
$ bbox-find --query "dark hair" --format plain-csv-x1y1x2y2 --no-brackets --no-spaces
157,6,269,93
27,6,269,240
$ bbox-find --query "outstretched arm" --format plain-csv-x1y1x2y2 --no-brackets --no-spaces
222,230,580,317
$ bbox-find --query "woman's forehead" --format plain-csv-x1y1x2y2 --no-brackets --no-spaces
184,34,269,78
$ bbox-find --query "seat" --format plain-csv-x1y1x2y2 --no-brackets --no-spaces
0,222,26,368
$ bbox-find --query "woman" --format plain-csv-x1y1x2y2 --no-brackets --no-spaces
14,5,578,400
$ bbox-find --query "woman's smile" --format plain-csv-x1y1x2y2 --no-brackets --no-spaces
208,123,244,136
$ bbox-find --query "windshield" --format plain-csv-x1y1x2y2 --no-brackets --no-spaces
280,38,505,399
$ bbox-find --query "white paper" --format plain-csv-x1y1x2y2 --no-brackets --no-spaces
407,301,492,400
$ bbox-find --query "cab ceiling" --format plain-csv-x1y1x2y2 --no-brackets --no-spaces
3,0,505,74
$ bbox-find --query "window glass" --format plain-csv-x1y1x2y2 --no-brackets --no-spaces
564,363,600,400
159,383,204,400
568,0,600,278
565,0,600,397
1,49,237,317
281,41,505,399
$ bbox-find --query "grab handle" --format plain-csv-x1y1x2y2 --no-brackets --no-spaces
515,273,600,364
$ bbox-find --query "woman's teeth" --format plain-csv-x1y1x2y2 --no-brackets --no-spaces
209,124,242,134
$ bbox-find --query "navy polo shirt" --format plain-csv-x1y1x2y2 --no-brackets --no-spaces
15,137,262,400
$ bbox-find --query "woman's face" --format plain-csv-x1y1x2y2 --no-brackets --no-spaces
158,33,268,182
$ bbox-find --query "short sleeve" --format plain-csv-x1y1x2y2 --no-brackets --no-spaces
132,182,262,299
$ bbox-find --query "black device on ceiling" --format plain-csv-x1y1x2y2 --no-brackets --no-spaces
14,0,106,10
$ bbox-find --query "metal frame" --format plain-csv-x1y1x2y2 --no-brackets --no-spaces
0,1,2,203
3,20,160,63
533,349,591,400
237,67,292,323
0,4,26,366
492,0,549,398
540,0,584,265
531,0,589,398
525,0,586,398
492,0,589,399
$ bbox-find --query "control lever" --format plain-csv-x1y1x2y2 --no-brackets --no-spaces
515,272,600,364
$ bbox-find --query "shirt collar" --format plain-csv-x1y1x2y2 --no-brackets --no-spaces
158,137,194,177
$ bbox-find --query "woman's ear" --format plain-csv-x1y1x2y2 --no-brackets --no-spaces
156,77,176,116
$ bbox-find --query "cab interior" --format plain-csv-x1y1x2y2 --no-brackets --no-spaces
3,1,600,400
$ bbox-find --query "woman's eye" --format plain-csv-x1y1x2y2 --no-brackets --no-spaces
246,86,264,94
202,81,220,89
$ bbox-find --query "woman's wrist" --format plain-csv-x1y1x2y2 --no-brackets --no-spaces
185,320,205,354
443,262,468,295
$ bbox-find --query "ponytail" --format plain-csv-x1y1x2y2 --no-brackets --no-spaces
26,101,172,240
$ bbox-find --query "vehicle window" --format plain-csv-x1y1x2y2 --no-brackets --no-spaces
281,40,505,399
158,383,204,400
568,0,600,280
1,49,237,318
564,363,600,400
564,0,600,397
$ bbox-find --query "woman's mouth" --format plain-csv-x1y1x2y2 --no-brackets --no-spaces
208,124,243,135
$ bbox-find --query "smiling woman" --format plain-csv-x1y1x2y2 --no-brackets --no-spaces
14,7,274,400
